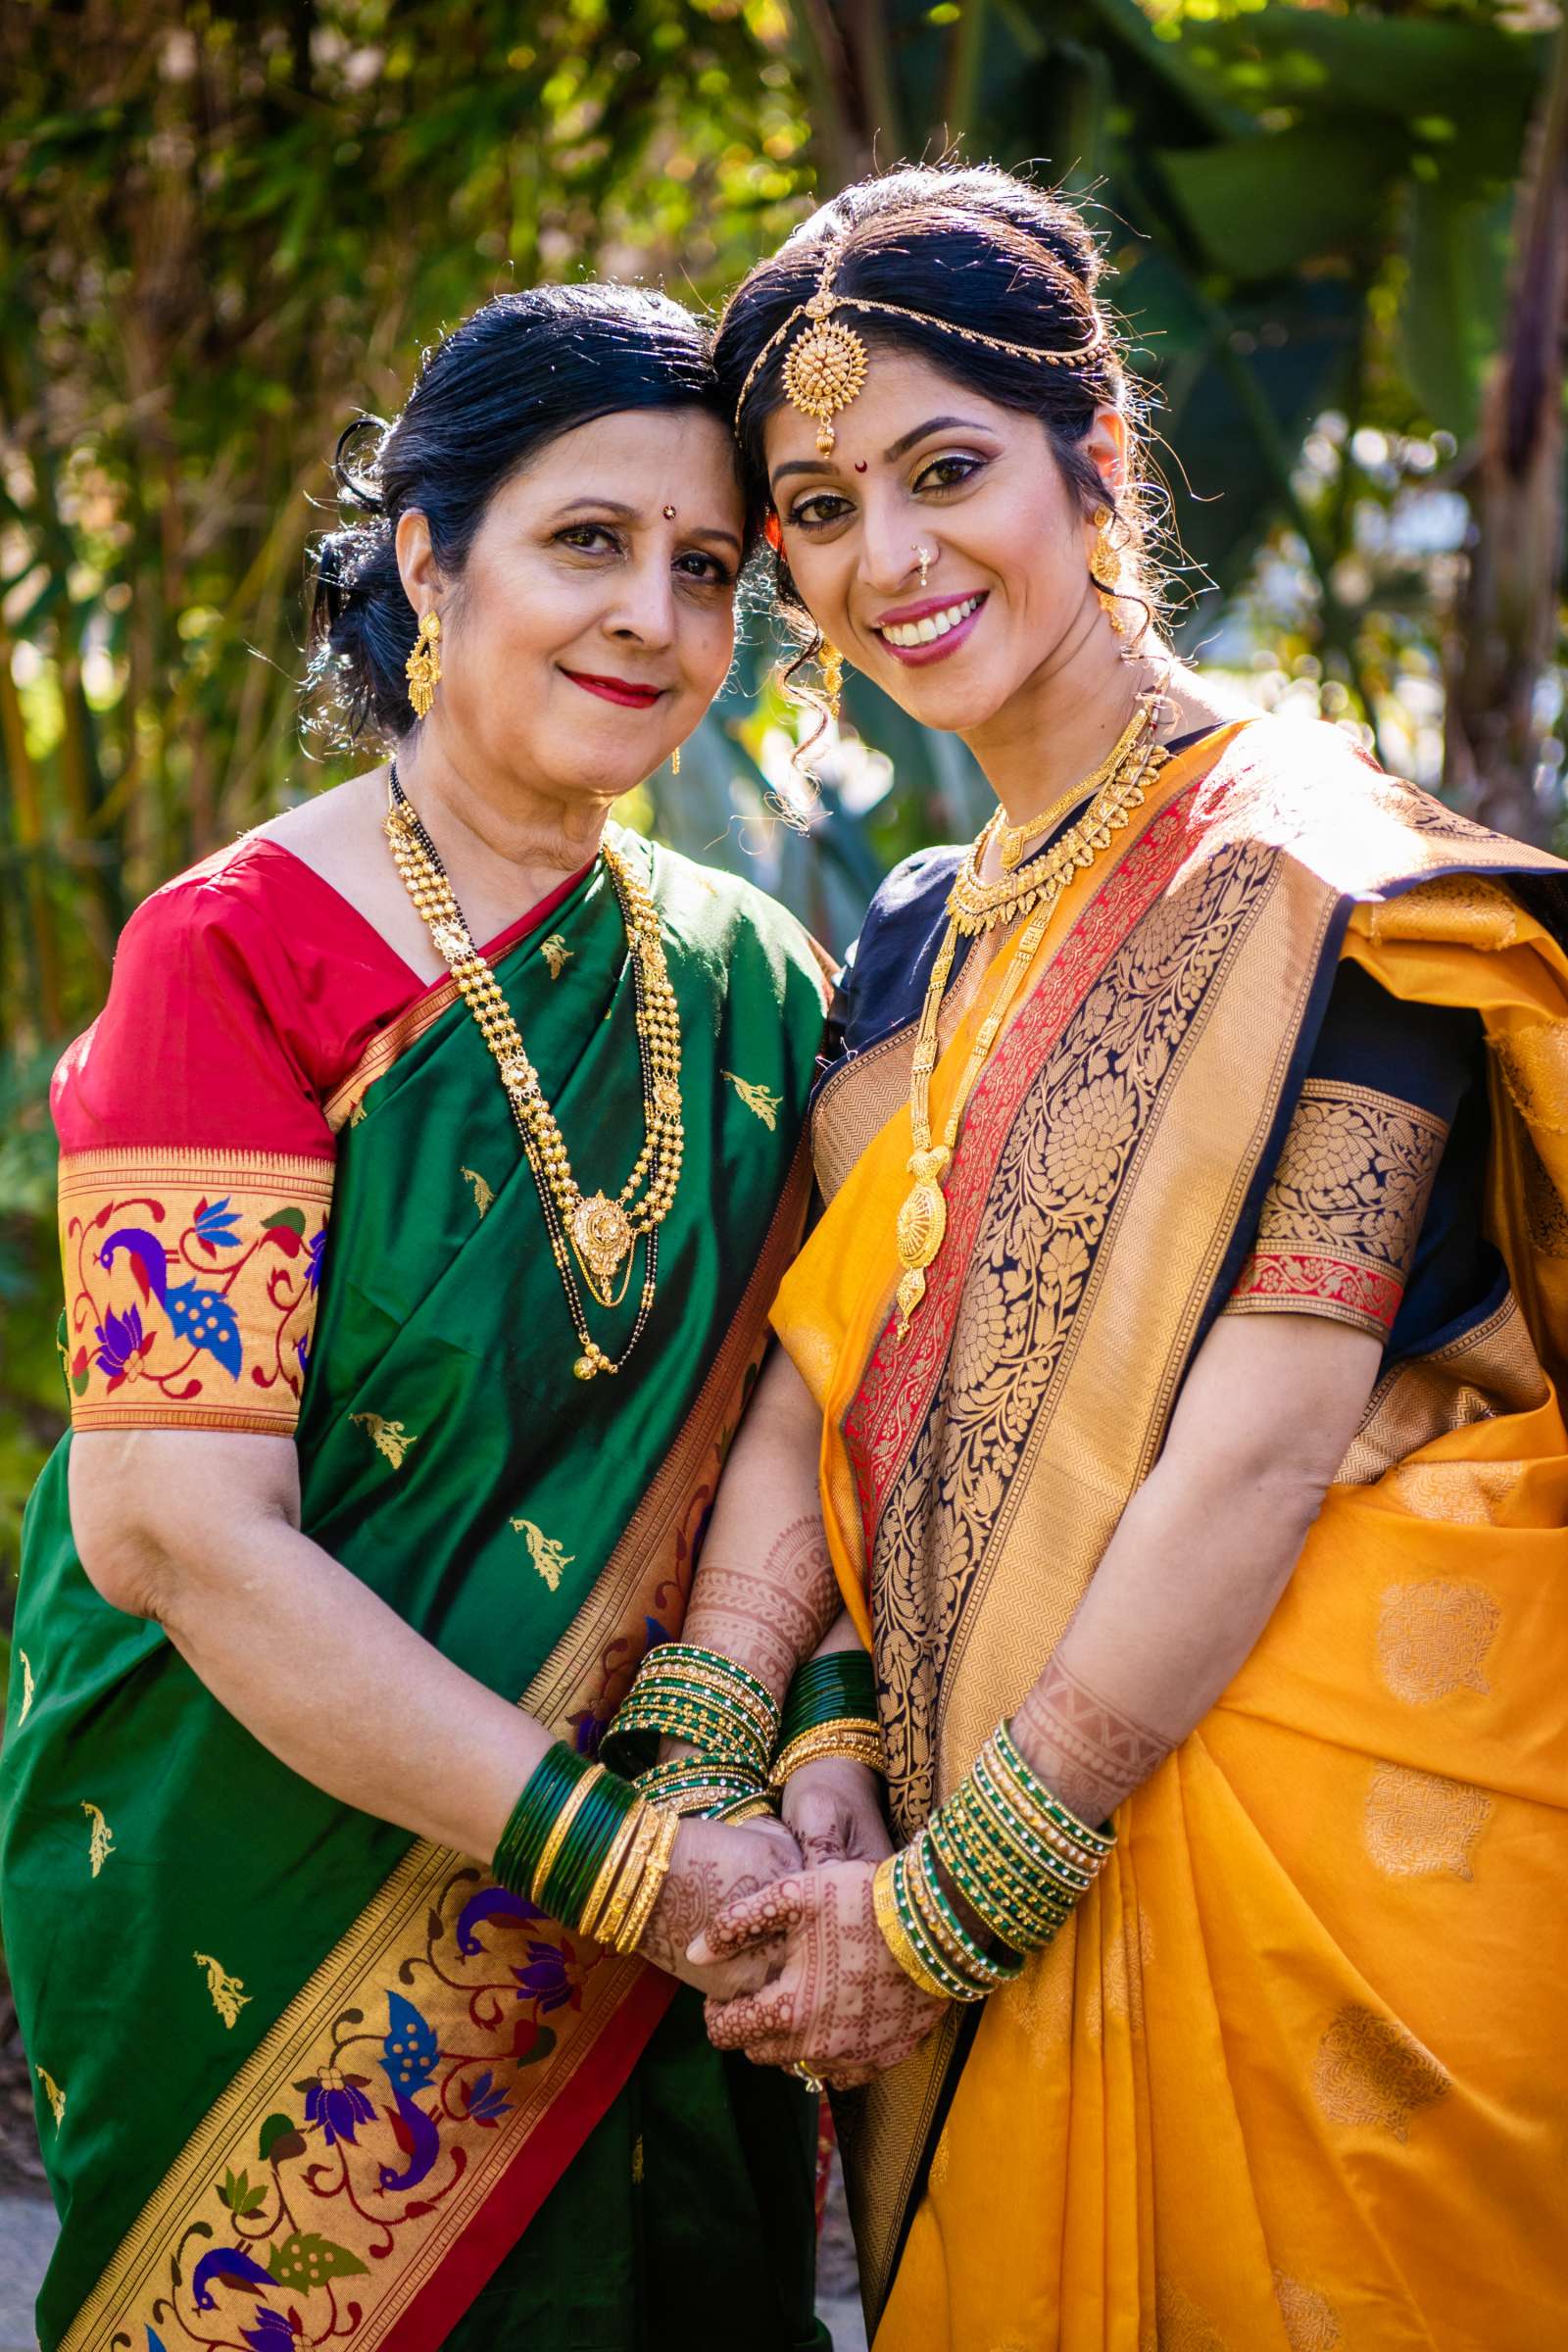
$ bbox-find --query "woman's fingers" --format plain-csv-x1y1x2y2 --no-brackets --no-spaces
686,1872,808,1967
704,1984,797,2052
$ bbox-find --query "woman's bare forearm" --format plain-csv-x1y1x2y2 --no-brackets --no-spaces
71,1430,547,1863
679,1347,841,1700
1010,1313,1382,1827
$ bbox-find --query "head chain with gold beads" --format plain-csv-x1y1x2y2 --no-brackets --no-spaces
732,241,1108,459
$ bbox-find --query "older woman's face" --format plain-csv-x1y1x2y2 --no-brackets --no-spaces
430,406,744,800
764,349,1117,736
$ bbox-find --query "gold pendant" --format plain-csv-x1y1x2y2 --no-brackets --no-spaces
893,1147,953,1339
571,1192,634,1302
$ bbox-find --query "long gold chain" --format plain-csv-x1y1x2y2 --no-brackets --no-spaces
384,769,684,1380
893,727,1167,1338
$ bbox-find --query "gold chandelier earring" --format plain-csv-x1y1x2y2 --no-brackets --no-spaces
819,640,844,721
1090,508,1131,641
405,611,442,719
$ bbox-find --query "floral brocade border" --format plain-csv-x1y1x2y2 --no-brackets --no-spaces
58,1149,334,1434
1226,1247,1405,1335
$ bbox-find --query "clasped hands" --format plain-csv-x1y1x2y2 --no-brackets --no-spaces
687,1756,945,2089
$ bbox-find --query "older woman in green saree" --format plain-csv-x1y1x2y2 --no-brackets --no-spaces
0,286,837,2352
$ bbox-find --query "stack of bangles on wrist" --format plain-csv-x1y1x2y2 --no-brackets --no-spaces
601,1642,781,1820
493,1741,679,1952
770,1648,884,1788
873,1719,1115,2003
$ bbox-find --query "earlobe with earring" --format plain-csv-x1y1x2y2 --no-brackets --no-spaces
820,641,844,721
405,611,442,719
1090,507,1132,641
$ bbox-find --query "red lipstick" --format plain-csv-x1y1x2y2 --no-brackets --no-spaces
560,669,664,709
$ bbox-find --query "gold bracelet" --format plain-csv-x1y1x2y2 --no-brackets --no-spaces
578,1803,646,1942
873,1854,950,2002
617,1808,679,1954
596,1806,662,1949
530,1764,606,1909
771,1719,884,1789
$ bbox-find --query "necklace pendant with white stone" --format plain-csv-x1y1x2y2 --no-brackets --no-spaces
571,1192,635,1302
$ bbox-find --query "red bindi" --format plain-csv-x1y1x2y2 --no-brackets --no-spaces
854,461,868,473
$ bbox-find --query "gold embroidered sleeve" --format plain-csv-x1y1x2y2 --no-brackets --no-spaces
59,1149,333,1433
1224,1080,1447,1340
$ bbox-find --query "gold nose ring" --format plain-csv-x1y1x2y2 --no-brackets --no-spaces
914,544,932,588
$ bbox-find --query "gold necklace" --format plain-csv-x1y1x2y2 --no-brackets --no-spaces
893,728,1166,1338
994,707,1149,871
946,726,1160,940
384,770,684,1380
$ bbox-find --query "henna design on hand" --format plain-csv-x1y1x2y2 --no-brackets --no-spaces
683,1518,839,1693
701,1863,943,2079
1012,1652,1172,1827
639,1823,796,1998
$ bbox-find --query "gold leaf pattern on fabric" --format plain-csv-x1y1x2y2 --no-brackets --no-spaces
1272,2271,1342,2350
81,1801,115,1878
1367,873,1519,953
1142,2278,1227,2352
1377,1579,1500,1701
461,1164,495,1218
1384,1459,1521,1525
1311,2004,1448,2141
1083,1902,1153,2046
722,1070,785,1130
193,1951,252,2029
350,1410,417,1470
1013,1929,1077,2066
58,1149,332,1435
867,835,1276,1835
512,1516,575,1593
1493,1019,1568,1137
17,1649,33,1725
631,2132,645,2184
1226,1080,1446,1339
1363,1763,1493,1881
36,2067,66,2128
540,933,573,979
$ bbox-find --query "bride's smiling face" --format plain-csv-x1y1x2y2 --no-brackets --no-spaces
763,348,1124,735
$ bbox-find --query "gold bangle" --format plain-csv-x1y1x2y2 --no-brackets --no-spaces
596,1805,662,1949
530,1764,606,1910
578,1803,645,1942
617,1807,679,1954
771,1720,884,1789
873,1854,949,2002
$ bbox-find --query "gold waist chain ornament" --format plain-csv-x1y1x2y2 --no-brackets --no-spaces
893,709,1167,1340
385,769,684,1380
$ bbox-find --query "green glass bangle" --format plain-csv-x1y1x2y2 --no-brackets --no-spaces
909,1837,1022,1988
928,1809,1050,1954
994,1721,1115,1853
644,1642,780,1721
543,1772,640,1927
893,1849,986,2002
778,1649,877,1749
945,1800,1074,1937
494,1742,593,1900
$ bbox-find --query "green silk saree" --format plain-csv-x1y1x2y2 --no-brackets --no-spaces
0,828,828,2352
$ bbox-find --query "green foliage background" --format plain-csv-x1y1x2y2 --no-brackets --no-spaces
1,0,1564,1636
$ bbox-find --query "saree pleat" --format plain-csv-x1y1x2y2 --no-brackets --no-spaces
773,720,1568,2349
2,837,828,2352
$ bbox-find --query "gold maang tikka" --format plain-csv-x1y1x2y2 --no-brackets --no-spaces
733,238,1107,458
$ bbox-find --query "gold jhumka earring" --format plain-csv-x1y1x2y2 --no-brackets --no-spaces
1090,508,1131,641
732,241,1106,460
820,642,844,720
405,611,442,719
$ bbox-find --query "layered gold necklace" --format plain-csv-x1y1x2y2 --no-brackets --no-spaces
893,714,1166,1338
384,768,683,1381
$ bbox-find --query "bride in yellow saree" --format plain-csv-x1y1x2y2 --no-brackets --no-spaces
662,167,1568,2350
